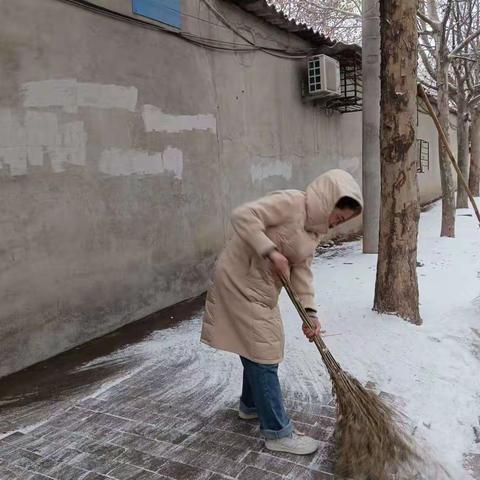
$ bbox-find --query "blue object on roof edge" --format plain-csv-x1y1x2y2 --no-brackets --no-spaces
132,0,181,29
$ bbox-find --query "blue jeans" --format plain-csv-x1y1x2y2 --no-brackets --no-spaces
239,356,293,440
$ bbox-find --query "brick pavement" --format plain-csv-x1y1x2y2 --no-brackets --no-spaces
0,388,338,479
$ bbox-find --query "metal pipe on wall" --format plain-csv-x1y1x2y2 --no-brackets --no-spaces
362,0,381,253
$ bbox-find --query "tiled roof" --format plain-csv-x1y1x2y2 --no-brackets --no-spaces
230,0,360,57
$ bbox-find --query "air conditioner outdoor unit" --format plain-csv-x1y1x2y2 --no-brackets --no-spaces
305,54,341,100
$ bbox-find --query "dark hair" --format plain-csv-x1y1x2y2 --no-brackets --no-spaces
336,196,362,212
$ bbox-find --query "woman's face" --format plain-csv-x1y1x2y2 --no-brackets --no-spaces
328,208,357,228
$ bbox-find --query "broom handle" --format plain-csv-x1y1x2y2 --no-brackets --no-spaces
417,84,480,226
280,276,342,373
280,276,381,421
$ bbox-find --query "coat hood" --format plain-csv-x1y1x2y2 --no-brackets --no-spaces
305,169,363,233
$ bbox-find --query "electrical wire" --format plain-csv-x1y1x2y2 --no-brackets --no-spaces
201,0,318,59
133,0,239,32
55,0,318,59
57,0,255,50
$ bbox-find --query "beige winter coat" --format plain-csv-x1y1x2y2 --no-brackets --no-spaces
201,169,363,364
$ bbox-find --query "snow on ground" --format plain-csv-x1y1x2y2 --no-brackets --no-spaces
281,200,479,478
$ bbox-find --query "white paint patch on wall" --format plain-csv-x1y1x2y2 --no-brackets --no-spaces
142,105,216,134
22,79,138,113
250,160,292,182
0,109,27,146
0,109,87,175
50,121,87,172
25,111,58,146
99,147,183,179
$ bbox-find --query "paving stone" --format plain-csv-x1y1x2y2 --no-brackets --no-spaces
168,445,244,477
1,432,30,446
208,411,259,437
80,473,110,480
292,422,334,443
9,448,51,470
147,413,205,434
0,464,31,479
82,413,134,431
181,436,246,462
0,440,19,455
308,444,336,473
131,423,188,444
3,446,91,479
157,459,212,480
237,465,283,480
464,453,480,478
22,435,66,457
72,437,126,458
47,461,89,479
0,447,23,465
46,447,83,463
242,451,296,476
67,451,122,474
207,429,264,452
48,409,93,429
77,398,110,411
116,448,167,472
107,463,151,479
258,446,314,468
43,428,85,446
108,432,173,456
29,424,59,439
132,472,170,480
283,400,335,420
286,464,334,479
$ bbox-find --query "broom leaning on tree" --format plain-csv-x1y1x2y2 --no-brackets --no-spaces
200,169,362,455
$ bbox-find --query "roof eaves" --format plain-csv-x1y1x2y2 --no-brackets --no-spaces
229,0,335,47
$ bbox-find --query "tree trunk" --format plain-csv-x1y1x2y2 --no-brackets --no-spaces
456,82,469,209
470,109,480,197
437,53,456,236
374,0,421,324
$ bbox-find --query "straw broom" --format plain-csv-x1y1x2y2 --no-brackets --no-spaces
281,276,419,479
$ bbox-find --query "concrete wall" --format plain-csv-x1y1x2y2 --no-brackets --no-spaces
0,0,447,377
417,110,458,204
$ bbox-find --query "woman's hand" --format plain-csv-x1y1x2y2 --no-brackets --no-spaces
302,314,321,342
268,250,290,281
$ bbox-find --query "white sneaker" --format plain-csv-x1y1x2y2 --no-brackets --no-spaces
265,431,319,455
238,410,258,420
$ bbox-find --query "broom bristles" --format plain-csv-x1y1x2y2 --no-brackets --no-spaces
281,278,421,479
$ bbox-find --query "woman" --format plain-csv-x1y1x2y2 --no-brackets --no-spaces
201,169,363,455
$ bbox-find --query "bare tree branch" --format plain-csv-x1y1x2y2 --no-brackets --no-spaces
426,0,440,22
319,5,361,18
417,10,440,30
419,46,437,81
468,93,480,108
449,28,480,58
441,0,454,40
